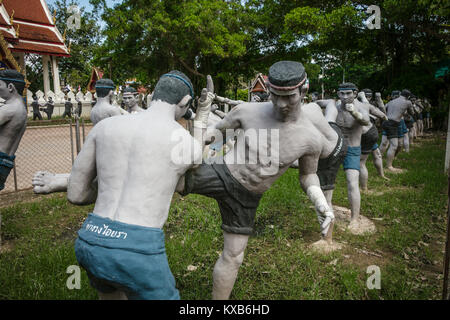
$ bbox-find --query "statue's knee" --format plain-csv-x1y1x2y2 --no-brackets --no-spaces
222,249,245,267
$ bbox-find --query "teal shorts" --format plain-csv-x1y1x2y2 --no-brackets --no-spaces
0,151,15,191
75,213,180,300
343,146,361,171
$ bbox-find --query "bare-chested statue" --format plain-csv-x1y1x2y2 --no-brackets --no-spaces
0,70,27,192
379,89,415,173
32,79,123,194
357,89,389,190
180,61,348,299
122,87,144,114
68,70,214,300
316,82,373,234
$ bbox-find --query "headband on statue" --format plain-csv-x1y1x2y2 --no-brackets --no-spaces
95,85,115,89
161,73,194,98
338,86,357,91
267,73,308,91
0,77,25,84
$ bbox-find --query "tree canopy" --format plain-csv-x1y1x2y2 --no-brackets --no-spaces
27,0,449,103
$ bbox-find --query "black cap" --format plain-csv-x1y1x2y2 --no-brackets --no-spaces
268,61,306,90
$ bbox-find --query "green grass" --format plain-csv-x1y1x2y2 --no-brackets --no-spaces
0,134,447,300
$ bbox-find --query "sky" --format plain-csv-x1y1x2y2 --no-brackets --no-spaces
46,0,120,13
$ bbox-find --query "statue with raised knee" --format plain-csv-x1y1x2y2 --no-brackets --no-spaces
180,61,349,299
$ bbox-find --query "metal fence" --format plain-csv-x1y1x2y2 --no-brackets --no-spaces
0,118,92,194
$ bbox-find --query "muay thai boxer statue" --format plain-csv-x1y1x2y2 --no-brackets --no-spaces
0,70,27,192
379,89,415,173
180,61,348,299
68,71,214,299
316,83,374,234
357,90,389,190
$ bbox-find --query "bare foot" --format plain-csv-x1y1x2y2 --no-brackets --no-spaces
386,166,403,174
32,171,69,194
347,216,376,235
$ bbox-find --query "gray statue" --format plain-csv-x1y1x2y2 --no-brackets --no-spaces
180,61,347,299
122,87,144,114
316,82,373,234
379,90,415,173
357,89,389,190
0,69,27,191
68,71,213,300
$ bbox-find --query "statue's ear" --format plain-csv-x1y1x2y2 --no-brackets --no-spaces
7,83,16,93
177,94,192,108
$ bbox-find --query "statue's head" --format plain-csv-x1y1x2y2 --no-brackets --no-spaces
152,70,194,120
337,82,358,105
391,90,400,99
95,79,115,103
267,61,307,117
311,92,319,102
0,69,25,100
409,94,416,103
122,87,138,109
401,89,411,99
362,88,373,101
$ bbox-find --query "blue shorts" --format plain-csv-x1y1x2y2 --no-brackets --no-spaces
398,119,408,137
75,213,180,300
343,146,361,171
0,151,15,191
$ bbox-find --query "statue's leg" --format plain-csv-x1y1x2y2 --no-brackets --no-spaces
345,169,361,221
372,148,388,180
386,138,400,171
98,290,128,300
379,135,389,154
212,232,249,300
324,189,334,208
395,136,403,156
403,133,410,153
359,154,369,191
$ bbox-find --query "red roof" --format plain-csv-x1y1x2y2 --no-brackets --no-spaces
1,0,69,57
3,0,53,25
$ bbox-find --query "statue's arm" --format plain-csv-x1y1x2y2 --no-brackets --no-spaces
316,99,338,122
348,103,370,126
369,104,388,120
0,107,12,126
298,154,334,237
67,131,98,205
375,93,386,113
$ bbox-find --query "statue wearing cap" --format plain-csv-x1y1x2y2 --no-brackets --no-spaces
122,87,144,114
379,89,415,173
315,82,374,235
179,60,350,299
0,69,27,192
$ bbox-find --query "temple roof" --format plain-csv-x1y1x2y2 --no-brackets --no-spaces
0,0,69,57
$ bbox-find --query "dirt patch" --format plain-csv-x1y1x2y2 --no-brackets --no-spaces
0,189,63,209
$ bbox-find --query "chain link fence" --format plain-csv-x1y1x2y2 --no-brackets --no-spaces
0,118,92,194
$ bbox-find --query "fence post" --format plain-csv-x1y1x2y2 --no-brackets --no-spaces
82,118,86,143
69,119,74,164
13,163,18,192
75,116,81,155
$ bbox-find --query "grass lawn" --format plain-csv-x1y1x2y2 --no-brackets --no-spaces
0,133,447,300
